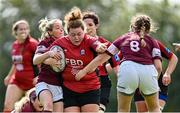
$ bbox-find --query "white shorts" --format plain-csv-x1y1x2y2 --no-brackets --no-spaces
117,61,159,95
35,82,63,102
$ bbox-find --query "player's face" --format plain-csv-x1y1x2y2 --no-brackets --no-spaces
15,23,29,40
68,27,85,46
51,21,64,38
83,18,98,37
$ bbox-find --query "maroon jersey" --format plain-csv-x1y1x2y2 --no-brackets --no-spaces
49,34,100,93
21,101,36,112
108,32,161,65
35,37,62,86
10,37,38,90
97,36,119,76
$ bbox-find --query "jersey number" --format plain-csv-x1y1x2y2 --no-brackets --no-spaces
130,41,140,52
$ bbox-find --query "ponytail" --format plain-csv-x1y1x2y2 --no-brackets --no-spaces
38,17,49,40
140,21,146,47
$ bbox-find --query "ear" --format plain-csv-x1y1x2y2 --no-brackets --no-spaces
47,31,52,36
96,24,99,30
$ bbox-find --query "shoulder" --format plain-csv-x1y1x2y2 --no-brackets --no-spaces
53,36,67,45
98,36,110,42
28,37,38,44
113,32,130,44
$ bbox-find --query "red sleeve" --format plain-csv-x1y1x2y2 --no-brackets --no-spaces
157,40,173,59
85,34,99,51
98,36,112,47
29,38,38,53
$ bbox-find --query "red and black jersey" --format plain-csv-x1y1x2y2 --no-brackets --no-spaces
157,40,173,59
35,37,62,86
49,34,100,93
10,36,38,90
156,40,173,94
97,36,120,76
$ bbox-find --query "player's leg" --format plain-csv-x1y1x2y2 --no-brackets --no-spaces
3,84,24,112
50,85,63,112
139,64,160,112
117,61,139,112
80,89,100,112
134,88,148,112
144,93,160,112
99,75,112,112
36,82,53,112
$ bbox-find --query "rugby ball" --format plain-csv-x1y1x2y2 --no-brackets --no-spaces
49,45,66,72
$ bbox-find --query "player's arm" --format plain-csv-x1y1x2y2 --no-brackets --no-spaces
154,59,162,77
173,43,180,51
75,44,119,81
75,53,111,81
33,52,50,65
163,53,178,85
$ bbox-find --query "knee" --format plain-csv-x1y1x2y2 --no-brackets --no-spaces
147,102,160,112
3,102,14,112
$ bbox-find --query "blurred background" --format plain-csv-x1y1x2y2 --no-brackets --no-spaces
0,0,179,112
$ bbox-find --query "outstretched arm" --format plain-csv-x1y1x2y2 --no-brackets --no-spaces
173,43,180,51
162,53,178,86
75,53,111,81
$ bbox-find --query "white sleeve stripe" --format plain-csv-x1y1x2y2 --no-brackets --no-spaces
107,44,119,55
36,45,47,53
152,48,161,57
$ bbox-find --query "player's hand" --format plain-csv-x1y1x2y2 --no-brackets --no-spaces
96,43,107,53
4,75,11,86
75,69,87,81
48,50,62,60
162,73,171,86
173,43,180,51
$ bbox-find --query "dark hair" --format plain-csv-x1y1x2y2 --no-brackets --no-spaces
29,90,36,101
82,11,99,25
64,7,85,33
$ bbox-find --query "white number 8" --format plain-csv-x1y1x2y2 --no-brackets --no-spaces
130,41,140,52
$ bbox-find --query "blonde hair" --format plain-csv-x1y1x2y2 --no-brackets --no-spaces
64,7,85,34
12,20,30,36
14,88,36,112
39,17,63,40
130,14,157,47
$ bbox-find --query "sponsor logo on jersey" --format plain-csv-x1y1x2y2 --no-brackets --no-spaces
66,58,83,66
80,49,85,55
114,54,120,61
165,47,171,54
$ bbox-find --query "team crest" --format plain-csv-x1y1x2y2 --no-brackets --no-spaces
80,49,85,55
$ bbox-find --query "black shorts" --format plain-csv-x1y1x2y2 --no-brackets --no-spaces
99,75,112,106
63,86,100,108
